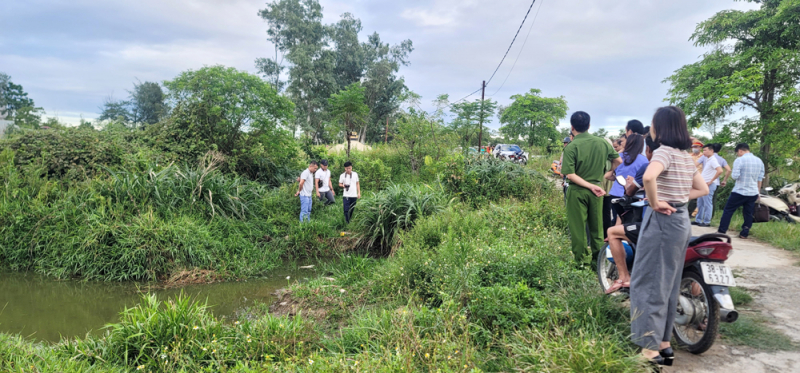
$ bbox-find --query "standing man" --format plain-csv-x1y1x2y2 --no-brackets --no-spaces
693,144,723,227
295,161,319,223
562,111,621,268
315,160,335,206
339,161,361,224
717,143,765,239
697,143,732,187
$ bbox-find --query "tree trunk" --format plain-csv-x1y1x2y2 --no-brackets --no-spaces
760,70,777,186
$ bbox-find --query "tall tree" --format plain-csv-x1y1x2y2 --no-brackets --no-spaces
498,89,568,147
329,83,368,157
665,0,800,184
97,96,132,123
130,81,166,125
592,127,609,139
258,0,412,143
0,75,43,129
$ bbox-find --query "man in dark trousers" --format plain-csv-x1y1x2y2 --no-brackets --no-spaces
562,111,621,268
717,143,765,239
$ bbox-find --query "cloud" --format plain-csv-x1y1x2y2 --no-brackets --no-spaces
1,0,760,130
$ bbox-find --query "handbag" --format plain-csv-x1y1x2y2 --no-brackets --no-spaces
753,202,770,223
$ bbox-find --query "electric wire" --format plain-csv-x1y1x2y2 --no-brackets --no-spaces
488,0,545,97
484,0,538,88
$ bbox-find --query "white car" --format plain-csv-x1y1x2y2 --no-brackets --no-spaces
493,144,529,165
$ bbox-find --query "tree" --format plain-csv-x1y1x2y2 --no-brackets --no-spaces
593,127,609,139
163,65,295,155
257,0,412,143
97,96,132,123
329,83,368,157
130,81,166,125
0,75,43,129
665,0,800,184
498,89,568,147
395,108,443,173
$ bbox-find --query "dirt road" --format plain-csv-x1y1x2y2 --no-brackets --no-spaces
663,225,800,373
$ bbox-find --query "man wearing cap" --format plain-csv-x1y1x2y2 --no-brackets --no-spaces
315,160,335,206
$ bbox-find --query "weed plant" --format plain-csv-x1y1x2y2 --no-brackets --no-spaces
353,183,448,250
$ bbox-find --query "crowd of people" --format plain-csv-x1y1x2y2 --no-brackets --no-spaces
295,160,361,224
560,106,765,367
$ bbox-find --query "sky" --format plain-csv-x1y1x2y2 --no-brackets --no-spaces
0,0,758,135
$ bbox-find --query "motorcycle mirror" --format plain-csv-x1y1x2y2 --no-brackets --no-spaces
615,175,626,186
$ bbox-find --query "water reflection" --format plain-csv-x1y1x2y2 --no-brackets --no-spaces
0,266,318,342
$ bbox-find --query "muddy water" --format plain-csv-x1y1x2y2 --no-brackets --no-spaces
0,265,320,342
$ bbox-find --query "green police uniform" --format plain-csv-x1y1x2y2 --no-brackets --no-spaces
561,132,619,267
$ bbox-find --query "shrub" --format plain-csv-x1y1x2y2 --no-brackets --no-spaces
353,183,448,250
443,157,549,206
63,293,321,371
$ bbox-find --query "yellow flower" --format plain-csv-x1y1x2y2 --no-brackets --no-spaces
192,326,199,330
425,353,430,358
137,365,145,370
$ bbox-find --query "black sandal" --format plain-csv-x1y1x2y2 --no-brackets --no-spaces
659,347,674,366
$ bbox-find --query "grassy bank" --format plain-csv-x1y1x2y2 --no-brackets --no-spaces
710,212,800,253
0,150,649,372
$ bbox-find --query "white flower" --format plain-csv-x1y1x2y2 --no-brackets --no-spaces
286,276,291,280
339,288,346,293
309,359,314,365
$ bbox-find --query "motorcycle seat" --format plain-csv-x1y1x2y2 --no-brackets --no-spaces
688,233,731,247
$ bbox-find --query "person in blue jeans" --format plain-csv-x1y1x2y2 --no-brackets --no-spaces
693,144,722,227
295,161,319,222
717,143,765,238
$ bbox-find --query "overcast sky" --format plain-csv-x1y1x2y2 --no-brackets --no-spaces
1,0,757,134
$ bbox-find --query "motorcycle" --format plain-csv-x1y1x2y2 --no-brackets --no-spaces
758,185,800,223
597,176,739,354
778,180,800,217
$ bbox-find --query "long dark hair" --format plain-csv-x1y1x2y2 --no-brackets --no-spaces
622,134,644,165
652,106,692,150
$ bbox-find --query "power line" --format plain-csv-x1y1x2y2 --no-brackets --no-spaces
485,0,538,88
447,86,483,109
488,0,545,97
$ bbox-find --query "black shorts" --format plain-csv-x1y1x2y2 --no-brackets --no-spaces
623,222,641,244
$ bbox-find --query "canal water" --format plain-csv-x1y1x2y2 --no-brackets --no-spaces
0,265,319,342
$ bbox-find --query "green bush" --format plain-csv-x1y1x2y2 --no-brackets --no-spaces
63,293,321,371
353,183,448,250
443,157,549,206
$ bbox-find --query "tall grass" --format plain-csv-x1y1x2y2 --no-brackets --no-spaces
0,149,345,281
353,183,448,250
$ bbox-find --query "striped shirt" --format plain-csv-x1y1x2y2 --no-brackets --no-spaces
731,153,765,196
650,146,696,203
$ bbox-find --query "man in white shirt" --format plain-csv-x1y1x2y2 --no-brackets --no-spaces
338,161,361,224
315,159,335,206
693,144,723,227
295,161,318,223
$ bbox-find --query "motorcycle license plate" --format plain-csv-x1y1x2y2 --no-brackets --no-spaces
700,262,736,287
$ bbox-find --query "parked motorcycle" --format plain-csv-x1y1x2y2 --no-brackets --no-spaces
758,186,800,223
597,176,738,354
778,181,800,217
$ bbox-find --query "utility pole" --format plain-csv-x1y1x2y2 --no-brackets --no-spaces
478,80,486,150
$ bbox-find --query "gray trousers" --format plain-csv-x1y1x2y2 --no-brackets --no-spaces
318,190,335,205
630,207,691,350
